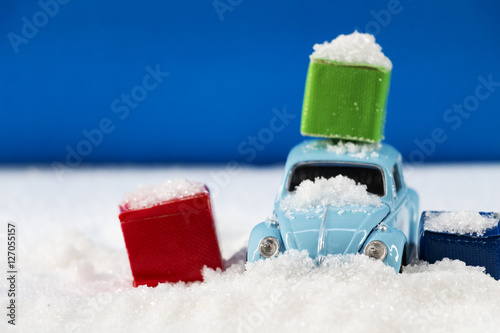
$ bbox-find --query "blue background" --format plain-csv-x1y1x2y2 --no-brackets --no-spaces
1,0,500,165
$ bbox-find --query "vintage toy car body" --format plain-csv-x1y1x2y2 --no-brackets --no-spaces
247,139,420,272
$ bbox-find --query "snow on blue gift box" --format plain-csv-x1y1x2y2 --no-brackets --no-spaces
419,211,500,279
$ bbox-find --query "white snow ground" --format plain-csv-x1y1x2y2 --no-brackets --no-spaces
1,163,500,332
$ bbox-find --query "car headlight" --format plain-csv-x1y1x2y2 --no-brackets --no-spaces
364,240,387,260
259,236,280,258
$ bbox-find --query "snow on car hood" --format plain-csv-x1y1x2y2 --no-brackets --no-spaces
280,175,383,219
277,175,388,258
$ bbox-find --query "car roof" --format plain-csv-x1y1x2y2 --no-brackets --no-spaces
285,139,402,172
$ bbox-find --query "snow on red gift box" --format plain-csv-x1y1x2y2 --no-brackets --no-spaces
119,179,223,287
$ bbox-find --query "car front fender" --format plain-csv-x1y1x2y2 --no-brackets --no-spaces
247,222,285,263
362,227,407,273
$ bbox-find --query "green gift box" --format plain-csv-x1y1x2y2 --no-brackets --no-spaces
301,58,391,143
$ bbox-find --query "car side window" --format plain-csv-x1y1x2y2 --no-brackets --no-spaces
393,163,403,194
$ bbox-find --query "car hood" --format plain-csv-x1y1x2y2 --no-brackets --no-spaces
276,204,390,259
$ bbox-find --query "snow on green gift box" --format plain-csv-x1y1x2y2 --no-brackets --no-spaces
301,32,392,143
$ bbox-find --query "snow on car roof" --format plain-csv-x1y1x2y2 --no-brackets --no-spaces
287,139,401,171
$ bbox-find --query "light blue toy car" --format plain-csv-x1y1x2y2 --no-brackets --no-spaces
247,139,420,272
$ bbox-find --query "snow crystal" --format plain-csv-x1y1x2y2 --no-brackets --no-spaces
311,31,392,70
121,178,207,211
424,211,499,236
280,175,382,214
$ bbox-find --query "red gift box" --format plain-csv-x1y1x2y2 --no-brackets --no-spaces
119,188,222,287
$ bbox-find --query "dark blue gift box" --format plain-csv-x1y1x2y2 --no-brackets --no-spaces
419,211,500,280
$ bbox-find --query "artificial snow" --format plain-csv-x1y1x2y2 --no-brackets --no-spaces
424,211,499,236
303,140,381,159
120,178,207,211
7,232,500,333
280,175,382,214
325,140,381,158
3,164,500,332
311,31,393,70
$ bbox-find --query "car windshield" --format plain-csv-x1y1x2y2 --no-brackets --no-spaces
287,163,385,196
